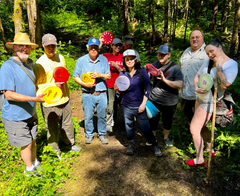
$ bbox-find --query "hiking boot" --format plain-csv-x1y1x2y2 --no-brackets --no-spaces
71,145,81,152
164,138,173,147
127,143,135,155
85,136,93,144
24,167,42,178
98,135,108,145
153,144,162,157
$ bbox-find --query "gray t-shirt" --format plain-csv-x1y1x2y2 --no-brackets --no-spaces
149,60,183,106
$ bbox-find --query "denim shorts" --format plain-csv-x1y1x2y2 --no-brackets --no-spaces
2,113,38,147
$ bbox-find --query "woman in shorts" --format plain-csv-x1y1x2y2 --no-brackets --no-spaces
185,39,238,166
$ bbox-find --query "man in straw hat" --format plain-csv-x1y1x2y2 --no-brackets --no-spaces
0,32,45,177
34,34,81,160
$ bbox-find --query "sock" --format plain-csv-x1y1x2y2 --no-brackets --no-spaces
26,165,34,171
32,159,41,166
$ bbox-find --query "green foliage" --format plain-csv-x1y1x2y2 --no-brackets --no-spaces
0,106,81,195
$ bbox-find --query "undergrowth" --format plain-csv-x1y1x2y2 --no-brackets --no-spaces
0,104,82,195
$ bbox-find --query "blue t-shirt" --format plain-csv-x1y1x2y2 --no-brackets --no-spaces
0,58,36,121
120,68,151,107
73,54,110,92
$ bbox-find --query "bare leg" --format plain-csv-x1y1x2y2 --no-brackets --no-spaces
190,101,212,164
163,129,170,140
31,140,37,162
21,142,33,167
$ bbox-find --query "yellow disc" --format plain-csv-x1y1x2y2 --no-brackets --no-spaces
81,72,96,84
42,86,63,104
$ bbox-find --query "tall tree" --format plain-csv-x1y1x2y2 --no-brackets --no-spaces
196,0,204,24
26,0,42,46
230,0,240,58
0,18,10,54
210,0,219,32
220,0,227,31
183,0,189,43
163,0,168,43
179,0,189,32
123,0,129,35
149,0,156,45
115,0,121,27
172,0,177,41
13,0,24,34
224,0,233,33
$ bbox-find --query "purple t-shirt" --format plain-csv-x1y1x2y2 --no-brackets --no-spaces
120,68,151,107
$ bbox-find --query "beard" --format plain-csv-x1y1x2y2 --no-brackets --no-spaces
19,54,29,61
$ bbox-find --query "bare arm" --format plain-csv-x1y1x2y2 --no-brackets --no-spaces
194,73,207,94
90,72,111,80
158,70,183,89
216,62,231,90
110,61,123,73
73,77,95,88
4,90,45,102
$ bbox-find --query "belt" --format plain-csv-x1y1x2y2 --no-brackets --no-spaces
82,91,106,96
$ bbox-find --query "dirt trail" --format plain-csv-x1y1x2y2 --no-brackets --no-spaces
60,91,233,196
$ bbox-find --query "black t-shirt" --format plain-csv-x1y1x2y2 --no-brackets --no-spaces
149,60,183,106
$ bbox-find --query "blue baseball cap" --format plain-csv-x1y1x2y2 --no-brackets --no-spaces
156,45,170,54
88,38,99,47
112,38,122,45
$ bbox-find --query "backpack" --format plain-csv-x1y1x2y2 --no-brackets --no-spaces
208,59,234,128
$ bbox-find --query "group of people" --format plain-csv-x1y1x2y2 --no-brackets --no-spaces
0,29,238,178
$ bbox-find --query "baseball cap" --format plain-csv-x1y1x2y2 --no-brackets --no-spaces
156,45,170,54
124,35,133,40
112,38,122,45
125,40,133,45
88,38,99,47
122,49,136,58
42,34,57,46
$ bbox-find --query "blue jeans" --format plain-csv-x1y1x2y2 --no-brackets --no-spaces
82,92,107,137
121,104,157,145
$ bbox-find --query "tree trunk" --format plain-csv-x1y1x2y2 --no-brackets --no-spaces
123,0,129,35
163,0,168,43
26,0,42,46
150,0,156,46
220,0,227,32
115,0,121,27
0,18,10,54
206,0,210,19
224,0,233,33
13,0,24,34
211,0,219,32
196,0,203,24
179,0,188,32
230,0,240,58
183,0,189,43
169,0,172,40
172,0,177,41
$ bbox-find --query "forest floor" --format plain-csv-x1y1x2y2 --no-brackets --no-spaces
57,90,239,196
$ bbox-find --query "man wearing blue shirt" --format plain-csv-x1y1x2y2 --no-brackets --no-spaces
73,38,111,145
0,33,45,177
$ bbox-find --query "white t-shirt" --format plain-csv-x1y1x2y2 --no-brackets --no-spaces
197,59,238,102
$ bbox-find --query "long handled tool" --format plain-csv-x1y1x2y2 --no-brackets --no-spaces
206,77,218,185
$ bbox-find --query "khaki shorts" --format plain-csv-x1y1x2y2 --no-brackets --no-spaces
2,113,38,147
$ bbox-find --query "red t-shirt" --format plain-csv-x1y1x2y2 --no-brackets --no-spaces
102,53,123,88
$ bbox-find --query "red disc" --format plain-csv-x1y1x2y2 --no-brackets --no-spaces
53,67,69,82
100,31,114,45
146,64,158,76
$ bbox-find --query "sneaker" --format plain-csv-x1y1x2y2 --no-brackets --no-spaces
24,167,42,178
85,136,93,144
71,145,81,152
146,142,152,146
33,160,41,169
153,144,162,157
164,138,173,147
111,121,114,127
146,140,157,146
127,143,135,155
98,135,108,145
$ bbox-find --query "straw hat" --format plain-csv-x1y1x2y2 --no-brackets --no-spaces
6,32,39,50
